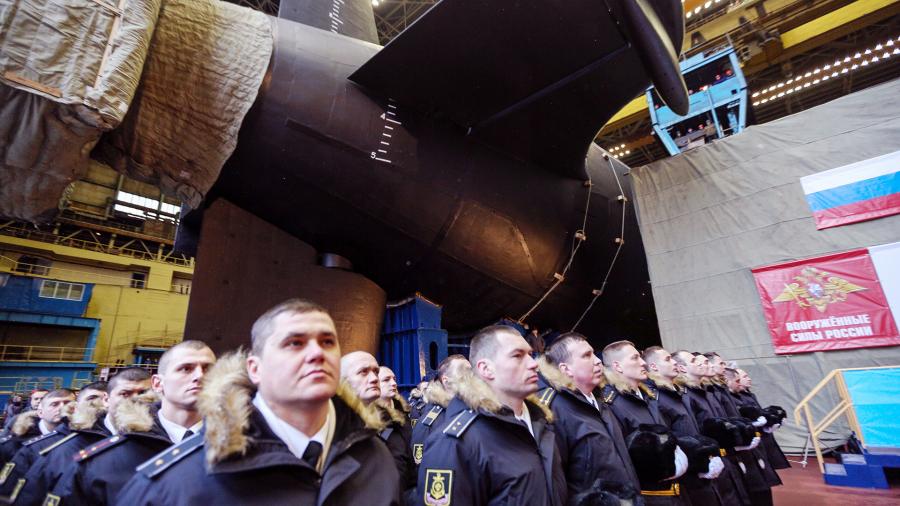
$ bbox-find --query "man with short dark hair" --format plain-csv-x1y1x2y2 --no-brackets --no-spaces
409,355,470,468
644,347,728,505
705,354,780,505
537,332,641,499
0,390,74,465
673,351,764,506
0,383,107,501
3,395,24,432
116,298,400,505
417,325,566,506
28,391,47,412
602,341,688,505
2,391,48,435
13,383,113,505
46,344,216,505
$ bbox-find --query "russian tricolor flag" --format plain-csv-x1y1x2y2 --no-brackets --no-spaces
801,150,900,230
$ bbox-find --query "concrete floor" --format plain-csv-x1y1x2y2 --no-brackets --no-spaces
772,460,900,505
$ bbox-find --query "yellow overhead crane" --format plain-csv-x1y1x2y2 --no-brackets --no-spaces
602,0,900,131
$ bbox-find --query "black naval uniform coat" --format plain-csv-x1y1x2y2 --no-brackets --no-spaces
416,388,567,506
46,414,173,505
734,390,791,469
601,381,688,506
536,365,641,499
377,403,416,493
709,384,782,492
114,353,400,506
0,415,41,464
115,401,400,505
0,423,69,500
409,382,454,471
645,380,727,506
683,383,764,506
14,417,111,506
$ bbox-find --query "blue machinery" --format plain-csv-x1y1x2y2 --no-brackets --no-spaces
380,294,449,393
649,46,748,156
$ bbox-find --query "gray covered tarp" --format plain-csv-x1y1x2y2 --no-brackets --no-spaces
632,78,900,454
0,0,163,220
0,0,272,221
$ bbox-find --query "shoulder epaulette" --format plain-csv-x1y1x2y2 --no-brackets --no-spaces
73,434,126,462
380,427,395,441
537,387,556,407
22,431,58,447
137,433,204,479
39,433,78,456
421,405,444,427
602,386,617,405
639,383,658,400
0,435,13,444
442,410,478,439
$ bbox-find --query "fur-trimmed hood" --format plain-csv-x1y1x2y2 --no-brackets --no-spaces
112,390,160,434
69,398,108,431
375,397,407,427
391,394,409,414
453,369,553,422
647,373,678,392
198,350,385,467
537,356,576,391
10,410,39,437
676,375,704,389
604,370,641,396
423,380,453,408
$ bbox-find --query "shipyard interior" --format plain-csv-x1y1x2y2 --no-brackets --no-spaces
1,0,900,504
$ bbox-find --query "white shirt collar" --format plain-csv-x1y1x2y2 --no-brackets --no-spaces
514,403,534,438
38,419,52,435
157,410,203,443
583,392,600,410
104,412,118,435
253,393,334,470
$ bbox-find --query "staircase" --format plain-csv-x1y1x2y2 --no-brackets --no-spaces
794,366,900,489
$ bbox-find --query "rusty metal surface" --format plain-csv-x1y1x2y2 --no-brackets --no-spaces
185,199,386,355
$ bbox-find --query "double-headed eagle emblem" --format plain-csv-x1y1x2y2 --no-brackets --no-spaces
773,266,866,312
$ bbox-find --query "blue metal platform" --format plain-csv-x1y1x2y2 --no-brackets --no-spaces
825,448,900,489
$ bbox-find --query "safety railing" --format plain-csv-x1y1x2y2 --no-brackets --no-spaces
0,345,93,362
0,376,64,394
0,224,194,267
793,365,898,473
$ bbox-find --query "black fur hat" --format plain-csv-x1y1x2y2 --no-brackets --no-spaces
625,424,677,486
738,405,764,421
570,478,641,506
728,417,758,444
764,405,787,424
701,417,746,450
675,434,720,474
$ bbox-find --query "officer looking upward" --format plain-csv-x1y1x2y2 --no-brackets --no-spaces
114,298,400,505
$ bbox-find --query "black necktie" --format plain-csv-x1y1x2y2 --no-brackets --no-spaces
302,441,323,469
182,430,194,441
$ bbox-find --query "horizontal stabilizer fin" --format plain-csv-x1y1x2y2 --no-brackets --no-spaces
350,0,687,177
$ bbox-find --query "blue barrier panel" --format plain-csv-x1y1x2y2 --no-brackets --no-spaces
844,367,900,448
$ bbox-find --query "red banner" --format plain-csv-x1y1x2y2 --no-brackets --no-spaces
752,249,900,354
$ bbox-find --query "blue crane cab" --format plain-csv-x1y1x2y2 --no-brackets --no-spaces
648,46,748,155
